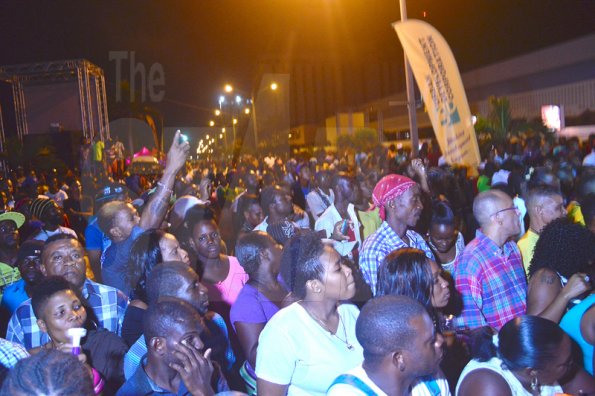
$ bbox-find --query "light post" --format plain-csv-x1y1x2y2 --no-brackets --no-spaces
252,81,278,149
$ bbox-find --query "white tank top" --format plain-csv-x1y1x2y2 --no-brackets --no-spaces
456,357,563,396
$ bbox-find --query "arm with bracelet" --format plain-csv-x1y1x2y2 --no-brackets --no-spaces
139,130,190,230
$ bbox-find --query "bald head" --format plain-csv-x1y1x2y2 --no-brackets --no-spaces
473,190,511,227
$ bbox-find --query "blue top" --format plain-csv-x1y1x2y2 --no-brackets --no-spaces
117,356,191,396
102,226,144,296
560,294,595,375
1,279,29,314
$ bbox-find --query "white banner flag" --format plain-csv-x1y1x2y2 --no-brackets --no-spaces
393,19,481,168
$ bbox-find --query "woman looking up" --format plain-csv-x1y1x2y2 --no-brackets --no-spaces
231,231,288,395
256,231,363,396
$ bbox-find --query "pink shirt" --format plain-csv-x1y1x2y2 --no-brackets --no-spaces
206,256,248,306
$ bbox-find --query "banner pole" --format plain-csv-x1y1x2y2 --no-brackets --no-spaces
399,0,419,156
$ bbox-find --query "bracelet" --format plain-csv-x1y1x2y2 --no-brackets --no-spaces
156,181,173,195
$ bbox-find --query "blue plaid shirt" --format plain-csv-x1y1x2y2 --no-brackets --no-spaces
7,279,129,349
0,337,29,368
360,221,434,294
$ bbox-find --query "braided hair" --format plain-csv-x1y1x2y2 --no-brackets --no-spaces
0,349,94,395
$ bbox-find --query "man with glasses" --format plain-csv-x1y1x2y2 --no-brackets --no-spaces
453,190,527,331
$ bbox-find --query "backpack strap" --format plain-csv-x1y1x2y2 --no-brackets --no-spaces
328,374,378,396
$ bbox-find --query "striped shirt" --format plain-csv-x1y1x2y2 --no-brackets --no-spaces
453,230,527,331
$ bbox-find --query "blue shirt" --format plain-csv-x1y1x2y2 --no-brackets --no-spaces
359,221,434,294
7,279,129,349
1,279,29,315
124,312,235,380
117,356,191,396
102,226,144,296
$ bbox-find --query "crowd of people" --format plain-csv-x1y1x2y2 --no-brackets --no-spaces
0,129,593,395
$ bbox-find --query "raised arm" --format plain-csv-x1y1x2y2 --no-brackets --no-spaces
139,130,190,230
527,268,591,323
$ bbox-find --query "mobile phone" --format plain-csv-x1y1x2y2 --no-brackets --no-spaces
340,219,349,235
178,132,189,144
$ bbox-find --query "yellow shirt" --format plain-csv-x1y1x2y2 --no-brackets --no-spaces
358,207,382,240
567,201,585,225
517,229,539,275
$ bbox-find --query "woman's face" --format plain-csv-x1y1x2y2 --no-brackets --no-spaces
38,290,87,345
191,221,221,259
429,223,458,253
317,246,356,301
537,335,574,385
159,233,190,265
428,259,450,308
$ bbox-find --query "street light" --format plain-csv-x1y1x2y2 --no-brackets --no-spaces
252,82,280,149
214,109,221,116
209,120,215,127
224,84,233,93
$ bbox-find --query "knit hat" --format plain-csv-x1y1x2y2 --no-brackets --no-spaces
29,197,55,221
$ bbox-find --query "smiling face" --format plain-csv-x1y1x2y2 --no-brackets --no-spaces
37,289,87,345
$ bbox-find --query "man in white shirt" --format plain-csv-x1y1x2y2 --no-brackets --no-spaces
327,295,449,396
307,170,335,221
315,173,361,256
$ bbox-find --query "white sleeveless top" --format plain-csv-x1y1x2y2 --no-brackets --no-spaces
456,357,563,396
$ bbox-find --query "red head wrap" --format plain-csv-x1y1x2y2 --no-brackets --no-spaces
372,174,416,220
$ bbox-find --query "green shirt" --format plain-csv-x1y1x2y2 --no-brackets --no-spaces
0,262,21,302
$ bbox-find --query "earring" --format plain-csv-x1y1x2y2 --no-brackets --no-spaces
530,375,539,392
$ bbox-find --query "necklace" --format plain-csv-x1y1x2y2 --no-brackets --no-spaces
301,302,354,350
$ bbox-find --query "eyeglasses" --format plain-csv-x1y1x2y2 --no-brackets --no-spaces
490,205,519,217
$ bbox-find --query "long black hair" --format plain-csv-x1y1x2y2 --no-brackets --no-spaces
470,315,567,372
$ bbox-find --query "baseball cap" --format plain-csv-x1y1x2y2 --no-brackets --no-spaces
0,211,25,229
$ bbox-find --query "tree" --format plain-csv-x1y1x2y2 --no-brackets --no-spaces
353,128,378,152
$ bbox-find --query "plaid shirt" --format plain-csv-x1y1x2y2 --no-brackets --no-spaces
453,230,527,331
360,221,434,294
0,337,29,368
7,279,129,349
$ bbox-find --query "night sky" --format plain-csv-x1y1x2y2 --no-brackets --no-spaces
0,0,593,125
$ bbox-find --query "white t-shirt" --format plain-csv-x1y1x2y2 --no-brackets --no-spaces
31,226,78,241
306,188,335,221
256,302,364,396
327,364,451,396
457,357,563,396
43,190,68,207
